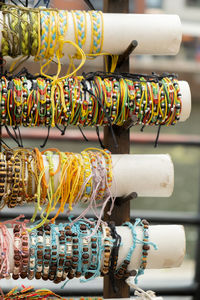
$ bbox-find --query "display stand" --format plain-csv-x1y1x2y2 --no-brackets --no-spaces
103,1,131,298
0,1,188,299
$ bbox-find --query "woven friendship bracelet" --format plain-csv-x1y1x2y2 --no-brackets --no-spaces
1,6,104,59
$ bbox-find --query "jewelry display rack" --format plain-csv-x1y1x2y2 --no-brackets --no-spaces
0,0,191,299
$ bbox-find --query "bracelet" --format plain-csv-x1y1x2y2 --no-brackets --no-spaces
20,226,29,279
12,224,22,280
42,224,51,281
101,224,113,276
0,73,182,128
0,153,6,206
35,226,44,280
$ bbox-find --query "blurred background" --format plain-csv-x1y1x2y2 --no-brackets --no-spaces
2,0,200,299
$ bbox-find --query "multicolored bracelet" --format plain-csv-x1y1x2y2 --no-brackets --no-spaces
0,146,113,232
3,285,103,300
0,73,182,128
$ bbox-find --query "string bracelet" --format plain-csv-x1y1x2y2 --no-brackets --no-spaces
0,146,113,231
2,285,103,300
114,218,157,283
2,286,65,299
0,73,182,128
114,218,141,280
134,219,158,284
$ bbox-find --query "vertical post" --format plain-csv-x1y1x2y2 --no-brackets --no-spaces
103,0,130,298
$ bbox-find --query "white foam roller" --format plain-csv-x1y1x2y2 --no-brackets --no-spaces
179,81,191,122
57,13,182,55
116,225,185,269
102,14,182,55
6,225,185,272
0,12,182,55
112,154,174,197
39,154,174,198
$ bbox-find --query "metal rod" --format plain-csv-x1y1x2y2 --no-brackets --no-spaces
83,0,95,10
117,40,138,69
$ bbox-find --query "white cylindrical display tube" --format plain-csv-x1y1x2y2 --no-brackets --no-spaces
179,81,192,122
7,225,185,272
40,154,174,198
102,14,182,55
62,13,182,55
111,154,174,197
116,225,185,269
0,12,181,56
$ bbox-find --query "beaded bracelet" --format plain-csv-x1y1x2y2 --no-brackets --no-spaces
49,224,58,281
114,218,142,280
20,225,29,279
12,224,22,280
0,217,157,285
0,153,6,207
64,223,73,280
35,226,44,280
70,223,79,280
84,223,103,281
28,228,37,280
54,223,65,284
80,221,90,276
101,224,113,276
0,73,182,128
134,219,157,283
42,224,51,281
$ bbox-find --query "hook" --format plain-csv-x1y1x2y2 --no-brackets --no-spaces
115,192,137,206
83,0,95,10
117,40,138,69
